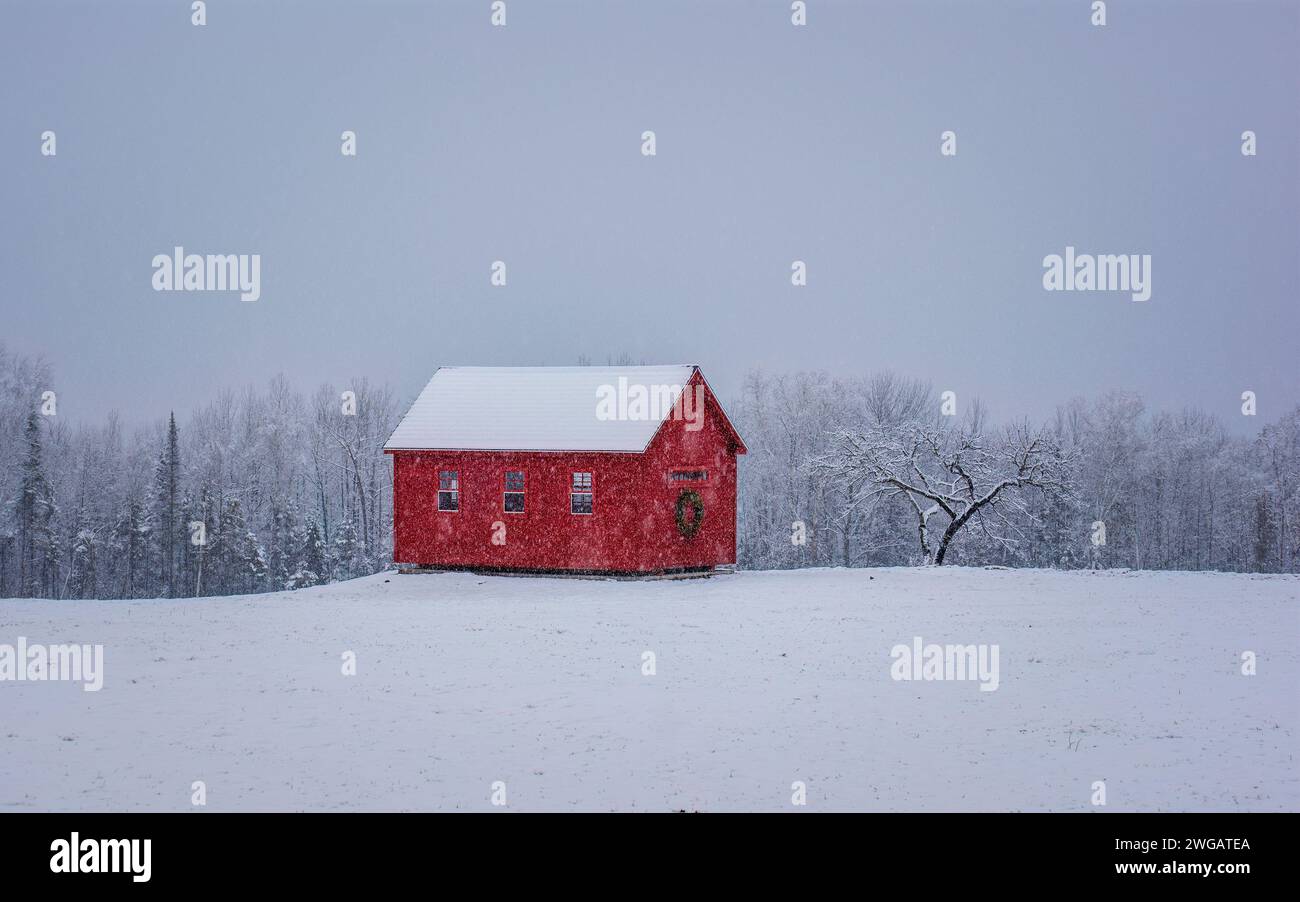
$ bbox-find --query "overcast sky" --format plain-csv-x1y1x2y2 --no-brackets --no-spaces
2,0,1297,431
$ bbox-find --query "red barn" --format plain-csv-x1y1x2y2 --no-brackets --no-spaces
384,365,747,575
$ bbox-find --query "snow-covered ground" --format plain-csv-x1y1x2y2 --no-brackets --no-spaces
1,567,1296,812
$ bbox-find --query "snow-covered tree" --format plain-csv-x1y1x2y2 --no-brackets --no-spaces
818,420,1077,565
151,413,182,597
3,341,1295,598
287,519,327,590
68,528,98,599
331,517,363,581
17,412,55,595
111,495,147,597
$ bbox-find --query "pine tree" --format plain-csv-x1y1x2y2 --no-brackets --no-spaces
303,519,327,582
17,412,53,597
151,414,182,596
288,519,327,590
1253,494,1277,572
69,529,98,599
331,517,362,580
213,498,265,594
41,527,63,599
150,452,167,592
240,529,268,594
267,503,296,589
0,530,13,598
188,484,217,596
112,496,146,597
174,489,195,596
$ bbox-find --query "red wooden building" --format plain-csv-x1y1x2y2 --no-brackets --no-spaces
384,365,747,575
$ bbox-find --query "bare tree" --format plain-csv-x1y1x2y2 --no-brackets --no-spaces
818,420,1076,565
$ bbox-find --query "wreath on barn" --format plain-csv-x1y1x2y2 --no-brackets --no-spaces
675,489,704,538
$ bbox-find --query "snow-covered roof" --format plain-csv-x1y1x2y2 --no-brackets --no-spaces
384,365,700,452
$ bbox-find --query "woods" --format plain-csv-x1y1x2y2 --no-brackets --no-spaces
2,344,1297,599
734,370,1300,573
0,344,397,599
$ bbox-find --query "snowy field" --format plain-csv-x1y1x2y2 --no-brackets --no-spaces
1,567,1296,812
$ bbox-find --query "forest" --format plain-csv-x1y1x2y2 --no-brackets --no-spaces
2,344,1296,599
734,371,1298,573
0,344,395,599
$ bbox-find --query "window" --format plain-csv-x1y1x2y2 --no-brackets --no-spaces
438,470,459,511
670,469,708,483
571,472,593,514
504,471,525,513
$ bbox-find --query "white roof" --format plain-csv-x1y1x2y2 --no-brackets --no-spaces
384,365,699,452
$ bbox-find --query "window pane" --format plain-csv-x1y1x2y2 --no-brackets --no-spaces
505,471,525,491
571,493,592,514
504,492,525,513
439,470,458,491
572,472,591,490
438,490,459,511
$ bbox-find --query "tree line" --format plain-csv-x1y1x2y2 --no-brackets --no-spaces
0,344,396,599
3,347,1297,599
733,370,1300,573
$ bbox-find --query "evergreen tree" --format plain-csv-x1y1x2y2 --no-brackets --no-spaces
211,497,240,592
188,484,217,596
1253,494,1277,572
240,529,268,594
0,530,14,598
304,518,327,581
69,529,98,599
331,517,362,580
112,496,147,597
213,498,265,594
38,522,63,598
268,504,297,589
17,412,53,597
152,413,181,596
288,519,327,589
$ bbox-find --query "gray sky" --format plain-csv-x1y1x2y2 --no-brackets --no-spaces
3,0,1297,431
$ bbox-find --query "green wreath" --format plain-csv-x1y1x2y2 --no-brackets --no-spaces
675,489,704,538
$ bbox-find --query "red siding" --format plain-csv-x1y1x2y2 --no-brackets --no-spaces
389,373,741,573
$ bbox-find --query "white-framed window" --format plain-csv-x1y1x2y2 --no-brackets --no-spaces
438,470,459,512
504,471,525,513
571,472,593,514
